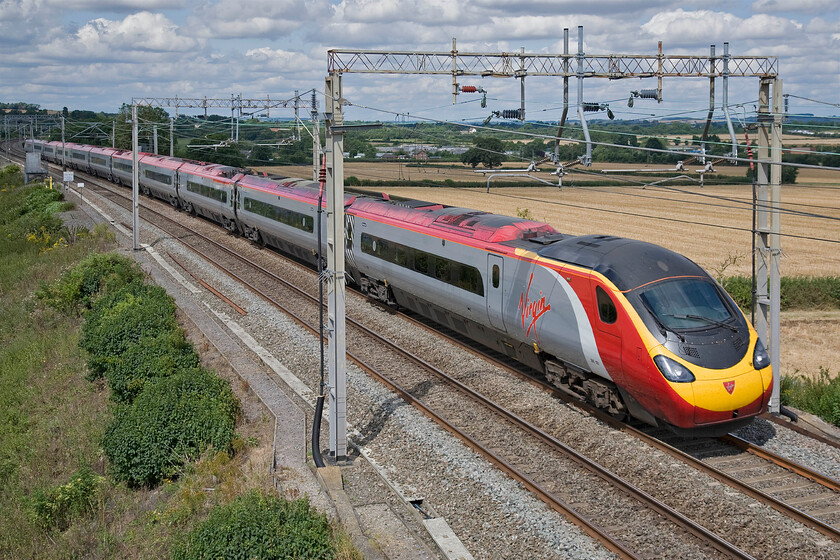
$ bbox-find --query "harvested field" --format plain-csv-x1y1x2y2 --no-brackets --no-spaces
262,163,839,277
260,162,840,380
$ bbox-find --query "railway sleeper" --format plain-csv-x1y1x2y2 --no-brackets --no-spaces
544,359,628,419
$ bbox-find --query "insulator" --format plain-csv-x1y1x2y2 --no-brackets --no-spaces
460,85,478,93
582,102,602,112
638,89,658,99
481,93,487,108
501,109,522,119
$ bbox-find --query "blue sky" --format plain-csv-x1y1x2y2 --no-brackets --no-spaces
1,0,837,122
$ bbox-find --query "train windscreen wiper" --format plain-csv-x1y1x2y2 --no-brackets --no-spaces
666,314,738,332
641,301,685,342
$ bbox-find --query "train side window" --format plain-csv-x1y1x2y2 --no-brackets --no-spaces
596,286,617,324
492,264,500,289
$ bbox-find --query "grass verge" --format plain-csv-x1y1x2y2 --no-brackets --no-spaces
0,170,358,558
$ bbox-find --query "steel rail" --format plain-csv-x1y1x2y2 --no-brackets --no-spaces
397,313,840,542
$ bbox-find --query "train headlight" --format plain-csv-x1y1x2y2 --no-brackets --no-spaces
653,355,695,383
753,339,770,370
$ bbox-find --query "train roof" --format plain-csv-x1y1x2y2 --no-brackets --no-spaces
349,194,557,243
536,234,707,291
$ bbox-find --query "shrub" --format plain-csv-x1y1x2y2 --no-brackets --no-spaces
719,276,752,310
32,466,104,530
37,252,145,313
103,328,201,404
80,283,178,378
720,275,840,311
102,368,239,487
781,368,840,427
172,490,334,560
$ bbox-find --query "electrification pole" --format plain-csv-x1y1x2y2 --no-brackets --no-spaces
312,91,320,181
153,125,158,155
131,104,140,251
324,73,347,461
755,78,783,414
170,117,174,157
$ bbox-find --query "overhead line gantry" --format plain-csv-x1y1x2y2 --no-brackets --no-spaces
322,28,784,460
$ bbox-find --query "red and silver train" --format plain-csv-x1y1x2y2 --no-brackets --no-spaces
27,138,773,435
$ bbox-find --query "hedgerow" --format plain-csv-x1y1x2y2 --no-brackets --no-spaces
103,328,201,404
80,283,178,379
102,368,239,487
171,490,335,560
37,252,145,313
721,275,840,311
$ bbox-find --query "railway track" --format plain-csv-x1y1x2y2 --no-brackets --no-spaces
16,149,840,558
402,310,840,540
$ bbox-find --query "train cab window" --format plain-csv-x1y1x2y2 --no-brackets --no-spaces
596,286,617,324
492,264,500,289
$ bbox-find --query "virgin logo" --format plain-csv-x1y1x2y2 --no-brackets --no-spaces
519,273,550,339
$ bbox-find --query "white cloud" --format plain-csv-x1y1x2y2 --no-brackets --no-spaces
752,0,838,14
641,9,802,44
39,11,200,60
185,0,327,39
44,0,187,9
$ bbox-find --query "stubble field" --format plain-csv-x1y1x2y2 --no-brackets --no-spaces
261,161,840,380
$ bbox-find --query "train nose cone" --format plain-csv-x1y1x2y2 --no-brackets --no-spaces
692,368,767,425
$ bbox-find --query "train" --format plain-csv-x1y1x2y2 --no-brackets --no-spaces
26,138,773,435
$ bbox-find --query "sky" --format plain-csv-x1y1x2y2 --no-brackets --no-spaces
1,0,838,124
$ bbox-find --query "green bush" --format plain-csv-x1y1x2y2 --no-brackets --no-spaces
37,252,145,313
720,276,752,310
80,283,178,379
32,466,104,530
0,164,24,188
720,275,840,311
103,328,201,404
172,490,334,560
781,368,840,427
21,187,64,216
102,368,239,487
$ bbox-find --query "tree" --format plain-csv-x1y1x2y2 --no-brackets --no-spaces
520,139,547,159
248,144,274,165
461,135,505,169
114,103,171,153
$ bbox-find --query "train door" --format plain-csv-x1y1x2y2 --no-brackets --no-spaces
487,254,506,332
592,281,622,378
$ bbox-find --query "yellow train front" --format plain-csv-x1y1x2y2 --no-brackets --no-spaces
584,238,773,436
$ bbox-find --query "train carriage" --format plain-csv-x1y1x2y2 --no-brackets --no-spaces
43,141,60,163
234,174,322,263
138,155,182,205
110,150,139,186
178,162,239,231
88,146,119,180
65,143,92,172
